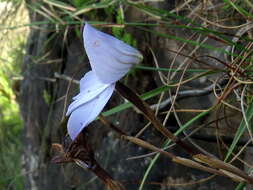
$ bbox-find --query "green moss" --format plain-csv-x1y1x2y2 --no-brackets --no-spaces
112,7,137,47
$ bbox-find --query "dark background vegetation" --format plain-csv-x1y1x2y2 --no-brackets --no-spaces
0,0,253,189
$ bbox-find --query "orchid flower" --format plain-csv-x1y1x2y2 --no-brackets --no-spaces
66,23,143,140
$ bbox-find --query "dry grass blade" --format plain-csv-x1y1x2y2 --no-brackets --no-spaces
43,0,76,11
115,82,199,155
122,135,175,159
115,82,253,183
123,136,245,181
106,180,126,190
193,154,253,183
100,115,232,179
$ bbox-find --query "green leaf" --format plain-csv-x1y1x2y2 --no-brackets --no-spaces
102,85,171,117
135,65,216,73
235,182,245,190
225,99,253,161
223,0,253,19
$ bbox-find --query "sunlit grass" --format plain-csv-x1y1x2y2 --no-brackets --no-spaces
0,0,28,189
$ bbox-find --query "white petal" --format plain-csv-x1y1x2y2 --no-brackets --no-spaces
67,71,110,115
67,83,115,140
83,23,143,84
79,71,106,92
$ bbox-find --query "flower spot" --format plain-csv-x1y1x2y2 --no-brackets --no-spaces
93,40,100,47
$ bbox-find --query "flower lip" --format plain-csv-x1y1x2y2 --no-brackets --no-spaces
83,22,143,84
67,82,115,140
66,71,110,116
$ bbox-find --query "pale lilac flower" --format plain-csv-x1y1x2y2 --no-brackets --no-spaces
67,23,143,140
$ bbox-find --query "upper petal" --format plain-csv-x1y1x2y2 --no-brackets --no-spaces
67,83,115,140
83,23,143,84
67,71,110,115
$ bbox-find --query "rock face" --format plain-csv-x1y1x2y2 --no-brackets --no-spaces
19,1,244,190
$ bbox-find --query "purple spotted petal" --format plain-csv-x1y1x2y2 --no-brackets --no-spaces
83,23,143,84
67,71,110,115
67,83,115,140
